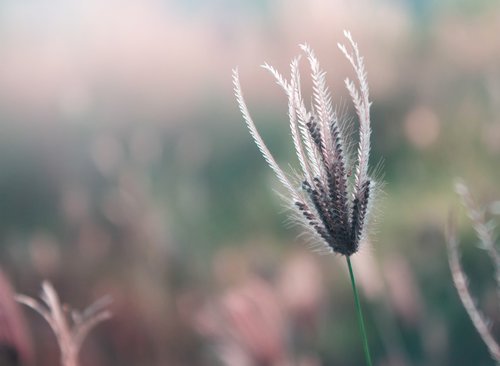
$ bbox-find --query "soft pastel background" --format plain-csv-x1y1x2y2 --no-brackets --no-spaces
0,0,499,365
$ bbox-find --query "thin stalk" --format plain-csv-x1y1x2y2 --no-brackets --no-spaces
346,255,373,366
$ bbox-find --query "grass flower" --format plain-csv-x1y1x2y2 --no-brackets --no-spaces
233,31,379,366
16,281,111,366
233,31,376,257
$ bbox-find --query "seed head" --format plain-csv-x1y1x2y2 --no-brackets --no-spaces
233,31,379,256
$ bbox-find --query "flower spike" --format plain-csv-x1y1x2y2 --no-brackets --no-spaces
234,32,378,256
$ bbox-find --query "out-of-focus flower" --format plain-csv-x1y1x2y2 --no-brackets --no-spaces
0,269,33,366
383,255,423,325
348,248,384,301
277,251,324,328
196,277,290,366
404,105,440,150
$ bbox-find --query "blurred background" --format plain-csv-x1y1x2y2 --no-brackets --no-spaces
0,0,499,365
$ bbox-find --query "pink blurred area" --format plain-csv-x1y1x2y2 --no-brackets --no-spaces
0,0,410,125
1,0,498,153
0,270,33,365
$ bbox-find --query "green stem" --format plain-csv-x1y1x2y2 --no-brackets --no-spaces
346,255,373,366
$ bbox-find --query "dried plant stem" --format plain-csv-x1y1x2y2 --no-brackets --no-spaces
16,281,112,366
455,180,500,305
447,226,500,362
346,256,373,366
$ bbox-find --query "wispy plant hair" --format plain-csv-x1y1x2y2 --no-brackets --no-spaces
233,31,377,256
16,281,111,366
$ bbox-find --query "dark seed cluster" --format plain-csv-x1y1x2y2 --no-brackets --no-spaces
296,116,371,256
234,36,375,257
